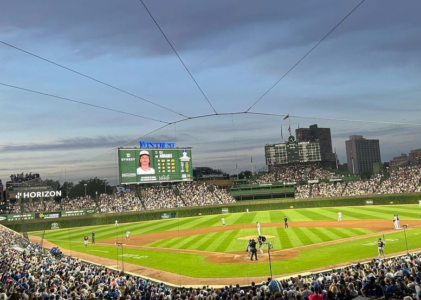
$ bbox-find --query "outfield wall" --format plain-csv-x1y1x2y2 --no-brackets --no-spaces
5,192,421,232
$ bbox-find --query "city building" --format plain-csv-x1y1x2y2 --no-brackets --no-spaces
390,153,410,169
345,135,381,174
296,124,336,165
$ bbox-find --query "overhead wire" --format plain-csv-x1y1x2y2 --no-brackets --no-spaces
246,0,366,112
42,123,171,175
139,0,218,115
0,40,189,118
246,112,421,127
0,82,171,124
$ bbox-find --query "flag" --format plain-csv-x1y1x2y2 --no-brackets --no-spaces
283,114,289,120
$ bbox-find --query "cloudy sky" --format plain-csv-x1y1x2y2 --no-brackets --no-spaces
1,0,421,184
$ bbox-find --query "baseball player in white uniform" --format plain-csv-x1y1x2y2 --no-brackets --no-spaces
338,211,342,222
256,222,261,236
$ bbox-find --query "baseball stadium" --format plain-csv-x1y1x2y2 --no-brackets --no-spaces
2,1,421,300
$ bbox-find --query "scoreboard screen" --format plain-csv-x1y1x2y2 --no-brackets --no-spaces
118,148,193,184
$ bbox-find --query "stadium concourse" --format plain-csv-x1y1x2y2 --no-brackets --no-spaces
2,225,421,300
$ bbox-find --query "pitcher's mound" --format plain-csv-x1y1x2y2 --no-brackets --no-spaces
237,235,276,241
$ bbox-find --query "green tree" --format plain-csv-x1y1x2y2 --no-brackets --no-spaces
68,177,110,199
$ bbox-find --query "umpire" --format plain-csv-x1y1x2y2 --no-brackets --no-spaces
247,239,258,261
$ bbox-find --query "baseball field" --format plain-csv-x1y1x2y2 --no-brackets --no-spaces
29,204,421,285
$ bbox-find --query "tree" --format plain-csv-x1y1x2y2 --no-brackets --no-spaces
238,171,252,180
68,177,110,199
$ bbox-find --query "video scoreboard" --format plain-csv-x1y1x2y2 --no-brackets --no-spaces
118,148,193,184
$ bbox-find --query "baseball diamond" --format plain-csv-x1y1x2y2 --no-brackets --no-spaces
28,204,421,286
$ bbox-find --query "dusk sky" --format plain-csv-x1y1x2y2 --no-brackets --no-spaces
1,0,421,184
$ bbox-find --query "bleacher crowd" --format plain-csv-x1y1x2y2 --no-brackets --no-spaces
292,166,421,200
1,224,421,300
255,164,341,185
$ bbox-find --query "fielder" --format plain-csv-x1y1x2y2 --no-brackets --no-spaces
114,220,119,226
256,222,261,235
221,218,225,226
338,211,342,222
84,235,89,247
125,230,130,240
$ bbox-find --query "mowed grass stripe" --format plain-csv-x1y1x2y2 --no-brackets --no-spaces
188,232,220,250
150,236,181,248
317,228,343,240
298,227,323,244
195,231,228,251
173,235,208,249
206,231,236,252
338,207,387,220
186,215,224,229
224,213,246,226
308,208,339,221
288,210,313,222
362,207,416,219
346,228,369,235
291,227,313,245
232,212,258,225
307,227,331,242
214,230,240,253
269,211,282,223
252,211,271,224
276,228,293,250
322,208,359,220
297,209,336,221
328,228,352,239
287,228,305,247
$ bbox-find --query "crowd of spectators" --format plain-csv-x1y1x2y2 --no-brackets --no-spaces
62,196,97,211
141,186,182,210
9,172,40,183
178,182,236,207
0,183,236,214
254,164,341,184
294,166,421,199
7,200,62,214
1,224,421,300
99,192,143,213
310,182,346,199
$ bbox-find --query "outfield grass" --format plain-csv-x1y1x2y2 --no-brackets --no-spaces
30,204,421,278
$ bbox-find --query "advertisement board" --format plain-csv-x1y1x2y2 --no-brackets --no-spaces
35,212,61,219
118,148,193,184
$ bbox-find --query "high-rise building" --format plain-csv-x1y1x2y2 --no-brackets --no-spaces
296,124,336,165
345,135,381,174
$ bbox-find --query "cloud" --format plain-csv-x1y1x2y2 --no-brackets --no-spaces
0,136,132,152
